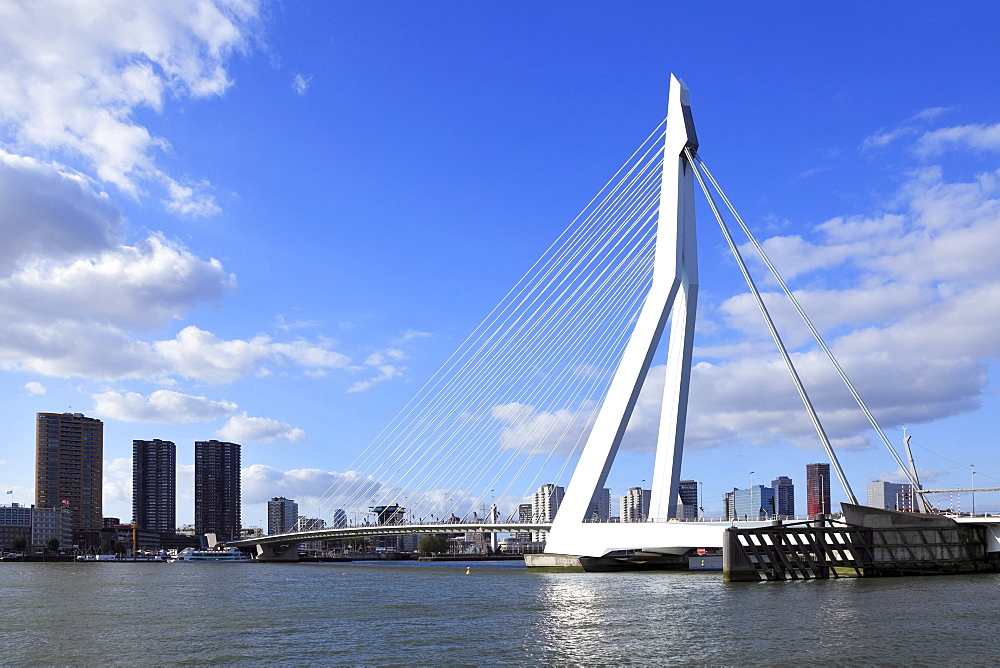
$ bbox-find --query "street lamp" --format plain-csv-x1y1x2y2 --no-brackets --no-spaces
971,465,976,516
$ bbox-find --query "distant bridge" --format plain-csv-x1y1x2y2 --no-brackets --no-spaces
227,522,552,560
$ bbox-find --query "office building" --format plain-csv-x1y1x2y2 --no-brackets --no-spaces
31,505,73,550
734,485,776,520
806,463,831,517
194,440,241,542
677,479,699,520
0,504,31,550
531,484,564,541
133,439,176,533
332,508,347,528
296,516,327,553
772,476,795,518
620,487,651,523
724,490,736,521
267,497,298,534
35,412,104,536
517,502,533,540
588,487,611,522
867,480,915,511
0,503,72,552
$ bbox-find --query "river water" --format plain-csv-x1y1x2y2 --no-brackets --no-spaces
2,561,999,665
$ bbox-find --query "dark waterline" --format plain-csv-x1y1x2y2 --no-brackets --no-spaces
3,562,999,665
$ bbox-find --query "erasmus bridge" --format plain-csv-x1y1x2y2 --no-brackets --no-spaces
229,76,996,565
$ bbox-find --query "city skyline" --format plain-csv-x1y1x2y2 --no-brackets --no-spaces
1,3,1000,526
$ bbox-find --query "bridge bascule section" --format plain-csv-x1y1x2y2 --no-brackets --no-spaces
230,75,942,565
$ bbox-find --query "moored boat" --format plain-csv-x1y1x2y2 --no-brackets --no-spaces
167,546,251,563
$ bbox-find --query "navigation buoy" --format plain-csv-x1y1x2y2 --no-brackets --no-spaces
466,567,471,575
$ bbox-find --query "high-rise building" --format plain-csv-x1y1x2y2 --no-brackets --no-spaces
867,480,915,511
35,412,104,536
724,490,736,520
332,509,347,528
620,487,651,523
806,463,831,517
194,440,241,542
267,497,298,534
531,484,564,541
734,485,775,520
588,488,611,522
676,479,699,520
771,476,795,518
513,502,532,540
132,439,176,533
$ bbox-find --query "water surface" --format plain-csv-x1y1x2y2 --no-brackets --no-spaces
2,561,998,664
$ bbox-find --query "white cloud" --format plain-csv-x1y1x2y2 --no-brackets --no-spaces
492,400,599,455
860,108,956,152
242,464,382,506
156,326,351,384
0,0,261,210
914,123,1000,157
292,73,312,95
0,151,122,276
347,364,404,393
23,381,46,395
395,329,431,343
346,339,421,392
0,320,162,380
217,412,306,443
103,456,132,510
92,389,237,423
364,349,405,366
0,234,235,330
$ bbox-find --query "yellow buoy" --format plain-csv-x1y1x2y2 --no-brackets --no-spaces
466,567,471,575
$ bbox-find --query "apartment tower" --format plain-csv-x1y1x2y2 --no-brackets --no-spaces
35,412,104,537
132,439,176,533
771,475,795,518
194,440,241,542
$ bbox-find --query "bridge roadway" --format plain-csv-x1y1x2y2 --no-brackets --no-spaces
226,522,552,560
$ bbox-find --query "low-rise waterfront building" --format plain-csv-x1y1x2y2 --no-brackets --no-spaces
1,504,73,552
31,505,73,550
0,504,31,551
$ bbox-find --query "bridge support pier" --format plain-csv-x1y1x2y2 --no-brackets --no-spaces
254,542,299,562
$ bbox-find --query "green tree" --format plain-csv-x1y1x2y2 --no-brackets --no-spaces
418,535,449,555
46,537,61,553
11,535,27,553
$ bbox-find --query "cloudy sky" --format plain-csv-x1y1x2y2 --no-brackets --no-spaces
1,1,999,525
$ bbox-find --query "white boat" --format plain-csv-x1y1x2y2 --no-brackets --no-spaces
167,546,251,563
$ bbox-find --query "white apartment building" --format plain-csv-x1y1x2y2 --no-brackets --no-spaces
620,487,651,522
531,483,564,542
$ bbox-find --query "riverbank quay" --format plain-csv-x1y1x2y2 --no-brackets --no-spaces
417,554,525,562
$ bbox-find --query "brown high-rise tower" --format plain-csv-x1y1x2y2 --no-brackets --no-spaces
35,412,104,536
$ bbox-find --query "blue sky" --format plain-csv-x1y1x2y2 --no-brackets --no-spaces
1,1,999,526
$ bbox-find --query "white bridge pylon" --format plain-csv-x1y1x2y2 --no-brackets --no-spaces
546,75,716,558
